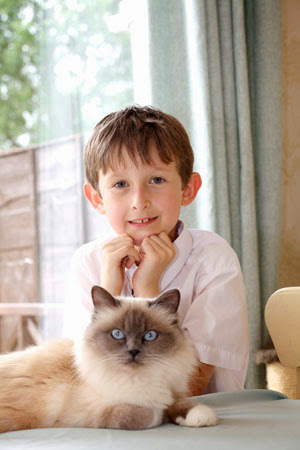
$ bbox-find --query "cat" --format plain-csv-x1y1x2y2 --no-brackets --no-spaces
0,287,217,432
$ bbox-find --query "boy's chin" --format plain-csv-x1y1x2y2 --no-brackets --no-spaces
132,236,145,247
130,231,171,247
129,233,152,247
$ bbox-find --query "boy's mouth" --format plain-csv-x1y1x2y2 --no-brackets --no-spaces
128,216,158,226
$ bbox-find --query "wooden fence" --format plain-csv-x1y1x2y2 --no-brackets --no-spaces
0,135,111,352
0,136,85,351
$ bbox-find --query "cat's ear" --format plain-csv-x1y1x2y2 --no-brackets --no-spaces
150,289,180,314
91,286,119,310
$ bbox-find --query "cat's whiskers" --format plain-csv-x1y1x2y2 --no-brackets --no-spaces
143,354,187,375
144,354,172,365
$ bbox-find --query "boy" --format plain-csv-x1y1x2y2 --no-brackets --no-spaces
64,105,249,395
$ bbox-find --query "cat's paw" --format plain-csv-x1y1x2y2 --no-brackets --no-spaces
175,404,218,427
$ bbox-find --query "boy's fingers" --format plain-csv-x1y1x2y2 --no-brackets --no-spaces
147,234,176,256
119,244,141,267
158,231,173,245
102,235,140,263
124,255,138,269
141,236,171,260
116,245,140,261
102,246,140,272
143,237,162,253
102,234,134,250
148,235,169,249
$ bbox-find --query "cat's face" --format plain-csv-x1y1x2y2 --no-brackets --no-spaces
85,287,183,368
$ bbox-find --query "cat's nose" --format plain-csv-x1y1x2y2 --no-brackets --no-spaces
129,349,140,358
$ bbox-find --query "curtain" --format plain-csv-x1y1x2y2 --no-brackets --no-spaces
133,0,282,388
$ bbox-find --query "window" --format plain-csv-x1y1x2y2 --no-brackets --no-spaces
0,0,133,149
0,0,135,346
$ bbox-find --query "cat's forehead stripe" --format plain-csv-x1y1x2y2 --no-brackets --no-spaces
123,308,149,333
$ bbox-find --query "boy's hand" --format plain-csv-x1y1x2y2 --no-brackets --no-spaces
100,235,141,296
132,232,176,298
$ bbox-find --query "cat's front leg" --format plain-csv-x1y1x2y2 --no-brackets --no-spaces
101,404,163,430
164,399,218,427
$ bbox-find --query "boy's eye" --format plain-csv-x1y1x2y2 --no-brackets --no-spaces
151,177,165,184
114,180,127,188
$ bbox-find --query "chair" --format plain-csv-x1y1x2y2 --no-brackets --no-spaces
265,287,300,399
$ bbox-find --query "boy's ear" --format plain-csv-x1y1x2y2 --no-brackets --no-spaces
83,183,105,214
181,172,202,206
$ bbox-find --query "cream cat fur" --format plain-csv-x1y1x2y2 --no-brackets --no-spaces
0,287,217,432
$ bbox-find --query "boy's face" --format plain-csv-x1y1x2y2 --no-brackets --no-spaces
88,145,200,246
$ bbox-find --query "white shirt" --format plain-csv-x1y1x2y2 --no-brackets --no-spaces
64,221,249,393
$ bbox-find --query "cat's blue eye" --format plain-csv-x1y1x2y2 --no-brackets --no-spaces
143,330,158,342
114,180,127,189
111,329,125,340
151,177,164,184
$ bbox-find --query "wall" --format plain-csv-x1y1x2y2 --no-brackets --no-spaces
279,0,300,287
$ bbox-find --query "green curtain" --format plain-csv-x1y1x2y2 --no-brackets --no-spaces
142,0,282,388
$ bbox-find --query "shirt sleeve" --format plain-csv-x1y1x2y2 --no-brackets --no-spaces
181,250,249,373
63,245,100,340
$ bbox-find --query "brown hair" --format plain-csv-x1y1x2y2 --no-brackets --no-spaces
84,105,194,190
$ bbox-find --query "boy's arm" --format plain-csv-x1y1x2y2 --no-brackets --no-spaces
101,232,175,298
181,243,249,393
100,234,141,295
186,362,214,396
132,232,176,298
63,248,95,339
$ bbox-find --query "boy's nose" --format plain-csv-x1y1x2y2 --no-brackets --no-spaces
132,188,150,210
